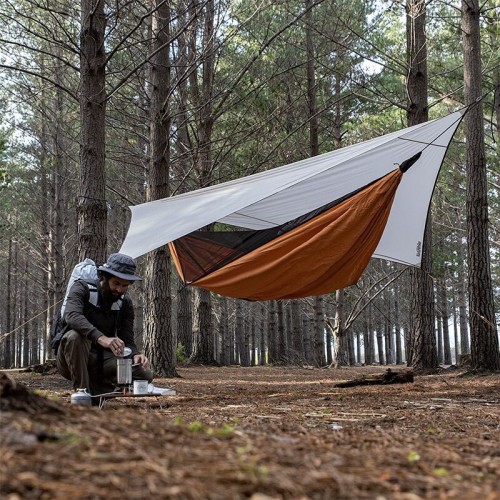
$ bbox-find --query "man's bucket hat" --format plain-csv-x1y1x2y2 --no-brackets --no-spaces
98,253,142,281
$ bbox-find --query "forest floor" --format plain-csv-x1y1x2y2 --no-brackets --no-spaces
1,364,499,500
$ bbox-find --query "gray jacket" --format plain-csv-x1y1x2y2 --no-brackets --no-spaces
63,280,139,356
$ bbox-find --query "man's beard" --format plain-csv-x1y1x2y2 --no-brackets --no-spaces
100,280,122,304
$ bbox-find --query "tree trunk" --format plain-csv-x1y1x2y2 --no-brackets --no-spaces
173,0,193,362
356,330,361,365
376,323,385,366
436,308,444,365
190,288,216,364
407,218,439,370
259,303,266,365
219,295,229,365
78,0,107,262
370,328,377,364
462,0,500,370
12,240,19,367
384,320,392,365
365,305,374,364
250,306,256,366
285,306,293,361
267,300,278,364
406,0,438,372
241,301,250,366
190,1,216,365
3,238,13,368
383,289,393,365
305,0,319,158
177,284,193,358
452,292,460,365
325,329,333,365
234,300,243,364
457,239,470,355
334,289,350,366
313,295,325,367
276,300,287,364
291,300,303,362
303,315,313,365
439,278,452,365
394,284,403,364
143,0,177,377
363,317,370,365
52,47,67,306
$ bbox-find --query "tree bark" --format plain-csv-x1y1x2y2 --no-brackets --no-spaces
376,322,385,366
406,0,438,372
313,296,325,367
303,315,313,365
22,258,29,367
436,307,444,365
365,305,374,364
250,305,256,366
143,0,177,377
241,301,250,366
462,0,500,370
177,284,193,358
190,288,216,364
383,288,393,365
78,0,107,262
234,300,243,365
384,320,392,365
407,215,438,370
439,277,452,365
219,295,229,365
3,239,13,368
291,300,303,362
267,300,278,364
394,283,403,364
189,0,216,364
259,303,267,365
276,300,287,364
356,330,361,365
457,238,470,355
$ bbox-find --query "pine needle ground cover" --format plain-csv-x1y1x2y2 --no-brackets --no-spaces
1,366,499,499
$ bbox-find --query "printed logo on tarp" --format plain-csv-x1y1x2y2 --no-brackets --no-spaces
416,241,422,257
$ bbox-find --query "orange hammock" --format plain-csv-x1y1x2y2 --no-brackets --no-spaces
170,168,403,300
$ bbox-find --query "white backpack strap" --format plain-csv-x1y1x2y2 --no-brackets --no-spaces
88,283,99,307
86,283,123,310
84,283,123,311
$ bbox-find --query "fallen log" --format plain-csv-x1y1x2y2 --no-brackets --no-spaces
25,359,58,374
334,368,414,388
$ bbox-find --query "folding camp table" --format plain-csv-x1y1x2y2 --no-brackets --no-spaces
97,389,176,409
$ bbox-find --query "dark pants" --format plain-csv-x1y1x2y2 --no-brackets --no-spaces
56,330,153,395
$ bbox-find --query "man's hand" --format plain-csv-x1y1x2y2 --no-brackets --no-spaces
97,335,125,356
133,353,150,369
